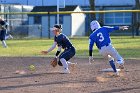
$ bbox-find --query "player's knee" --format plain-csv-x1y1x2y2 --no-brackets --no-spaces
108,55,114,61
117,59,124,64
58,61,63,66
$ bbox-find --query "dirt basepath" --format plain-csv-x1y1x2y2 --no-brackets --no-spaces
0,57,139,93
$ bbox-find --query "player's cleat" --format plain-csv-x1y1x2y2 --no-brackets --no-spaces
9,34,13,39
62,68,70,74
2,40,7,48
115,71,119,76
3,45,8,48
119,64,124,69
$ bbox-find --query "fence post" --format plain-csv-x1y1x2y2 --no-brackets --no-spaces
48,12,50,39
132,9,136,38
136,12,140,36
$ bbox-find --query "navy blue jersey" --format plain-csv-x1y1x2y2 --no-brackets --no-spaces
89,26,119,50
0,20,5,25
54,33,73,49
0,20,7,30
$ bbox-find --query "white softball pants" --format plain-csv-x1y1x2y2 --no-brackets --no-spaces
99,44,124,64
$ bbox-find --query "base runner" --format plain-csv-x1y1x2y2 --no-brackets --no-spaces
89,20,128,76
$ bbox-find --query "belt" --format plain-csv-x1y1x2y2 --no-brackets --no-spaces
65,46,74,50
99,43,110,49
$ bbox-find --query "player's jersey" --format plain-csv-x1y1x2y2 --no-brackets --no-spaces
54,33,74,49
0,20,7,30
89,26,119,50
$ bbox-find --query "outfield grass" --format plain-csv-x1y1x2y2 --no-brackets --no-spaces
0,36,140,59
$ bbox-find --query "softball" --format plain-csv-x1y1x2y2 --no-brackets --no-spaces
29,65,35,71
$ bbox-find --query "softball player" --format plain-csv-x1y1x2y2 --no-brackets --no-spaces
0,17,8,48
41,24,76,74
89,20,128,76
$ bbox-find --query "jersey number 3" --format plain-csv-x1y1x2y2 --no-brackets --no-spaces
97,32,104,42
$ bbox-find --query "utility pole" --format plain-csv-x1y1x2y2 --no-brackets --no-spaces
89,0,96,20
135,0,140,36
27,0,28,5
57,0,59,24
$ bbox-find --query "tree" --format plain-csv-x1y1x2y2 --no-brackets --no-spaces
135,0,140,35
89,0,96,21
87,0,96,35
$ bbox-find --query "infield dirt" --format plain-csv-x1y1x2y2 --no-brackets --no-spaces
0,57,139,93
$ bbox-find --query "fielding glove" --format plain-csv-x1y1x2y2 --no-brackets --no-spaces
50,57,58,67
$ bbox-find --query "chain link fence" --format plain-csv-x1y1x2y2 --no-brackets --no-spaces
0,4,140,39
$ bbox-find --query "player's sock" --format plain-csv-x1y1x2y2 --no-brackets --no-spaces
2,40,7,48
108,55,117,72
109,60,117,72
60,58,68,69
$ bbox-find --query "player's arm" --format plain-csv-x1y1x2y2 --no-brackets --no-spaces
105,26,129,33
89,39,94,56
104,26,120,33
41,42,57,54
55,46,62,58
89,38,94,64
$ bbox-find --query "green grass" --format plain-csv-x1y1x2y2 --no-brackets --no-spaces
0,36,140,59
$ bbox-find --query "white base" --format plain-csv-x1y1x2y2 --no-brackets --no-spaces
101,68,121,72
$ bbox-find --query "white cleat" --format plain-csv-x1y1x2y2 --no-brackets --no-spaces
62,68,70,74
114,72,120,77
9,34,13,39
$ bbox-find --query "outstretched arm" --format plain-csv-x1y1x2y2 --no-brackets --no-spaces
105,26,129,33
41,42,57,54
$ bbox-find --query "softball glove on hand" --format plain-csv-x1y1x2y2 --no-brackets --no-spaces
50,57,58,67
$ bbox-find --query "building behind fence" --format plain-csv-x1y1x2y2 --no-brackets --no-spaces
0,2,139,39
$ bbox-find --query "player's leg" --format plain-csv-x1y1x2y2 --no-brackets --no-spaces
58,51,70,73
5,34,13,40
58,48,75,73
108,55,119,75
0,30,7,48
99,47,119,75
59,58,70,73
107,45,124,69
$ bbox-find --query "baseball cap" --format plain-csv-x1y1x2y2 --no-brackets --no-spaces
50,24,62,31
90,20,101,31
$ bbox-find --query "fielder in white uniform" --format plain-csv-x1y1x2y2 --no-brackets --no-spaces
89,20,128,76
